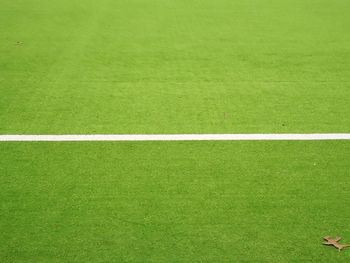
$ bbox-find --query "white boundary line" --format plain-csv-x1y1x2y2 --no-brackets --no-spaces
0,134,350,141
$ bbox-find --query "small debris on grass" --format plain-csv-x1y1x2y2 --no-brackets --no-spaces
323,236,349,251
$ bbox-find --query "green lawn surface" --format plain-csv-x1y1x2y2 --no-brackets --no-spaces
1,0,350,134
1,0,350,262
1,141,350,262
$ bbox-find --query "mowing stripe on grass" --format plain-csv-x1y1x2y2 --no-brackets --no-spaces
1,134,350,141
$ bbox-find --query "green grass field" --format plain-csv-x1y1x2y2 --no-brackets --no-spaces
1,0,350,262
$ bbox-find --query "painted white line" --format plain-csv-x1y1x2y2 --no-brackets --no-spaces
0,134,350,141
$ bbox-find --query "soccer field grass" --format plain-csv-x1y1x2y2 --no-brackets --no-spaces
1,0,350,262
1,0,350,134
1,142,350,262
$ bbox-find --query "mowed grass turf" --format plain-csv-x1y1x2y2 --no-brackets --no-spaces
1,0,350,134
1,0,350,262
1,141,350,262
